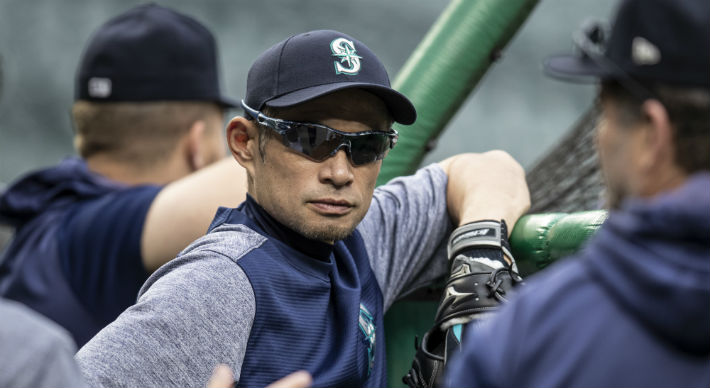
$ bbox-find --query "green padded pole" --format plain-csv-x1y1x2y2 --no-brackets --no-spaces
377,0,540,186
510,210,609,273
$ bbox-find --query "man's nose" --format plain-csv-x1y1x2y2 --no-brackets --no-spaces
318,148,354,187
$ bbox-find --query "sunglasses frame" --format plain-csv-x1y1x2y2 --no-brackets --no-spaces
241,100,398,166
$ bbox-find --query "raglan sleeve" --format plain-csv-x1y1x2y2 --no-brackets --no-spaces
357,163,453,311
75,248,256,388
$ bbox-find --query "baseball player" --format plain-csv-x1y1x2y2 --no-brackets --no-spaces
0,4,248,347
444,0,710,386
75,29,530,387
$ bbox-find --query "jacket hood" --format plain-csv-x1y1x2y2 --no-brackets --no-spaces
585,172,710,355
0,157,122,226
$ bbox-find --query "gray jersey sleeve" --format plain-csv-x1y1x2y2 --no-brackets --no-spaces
75,226,264,388
357,164,453,311
0,299,87,388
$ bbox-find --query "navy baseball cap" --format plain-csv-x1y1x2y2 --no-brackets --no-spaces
544,0,710,89
76,3,237,107
245,30,416,125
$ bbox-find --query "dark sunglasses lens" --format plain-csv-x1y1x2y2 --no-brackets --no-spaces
282,124,342,161
349,134,391,165
280,123,391,165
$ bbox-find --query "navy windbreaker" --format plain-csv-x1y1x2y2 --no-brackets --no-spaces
0,158,158,346
446,173,710,387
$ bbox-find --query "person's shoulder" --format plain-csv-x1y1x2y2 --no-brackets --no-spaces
495,255,602,338
466,258,598,357
514,257,594,305
64,182,161,233
182,222,268,262
80,182,161,208
0,298,76,359
137,222,266,296
375,163,446,192
0,299,86,388
369,163,448,212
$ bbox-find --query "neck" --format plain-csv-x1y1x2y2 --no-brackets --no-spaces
242,194,335,260
86,153,191,186
639,165,688,199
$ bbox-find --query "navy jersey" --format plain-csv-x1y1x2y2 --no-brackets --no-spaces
214,198,386,387
76,164,452,388
0,158,158,346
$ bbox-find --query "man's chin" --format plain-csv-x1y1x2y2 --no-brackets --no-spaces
298,224,356,243
293,210,366,243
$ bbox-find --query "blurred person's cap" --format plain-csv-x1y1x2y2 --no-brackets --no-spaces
244,29,416,125
76,3,236,107
544,0,709,89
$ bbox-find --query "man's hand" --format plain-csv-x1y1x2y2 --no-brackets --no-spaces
405,152,529,388
266,370,313,388
438,150,530,229
207,364,234,388
206,364,313,388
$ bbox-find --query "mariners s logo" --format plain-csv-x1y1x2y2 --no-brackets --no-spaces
331,38,362,75
358,303,376,376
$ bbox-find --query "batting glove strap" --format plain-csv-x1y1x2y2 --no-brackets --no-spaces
447,219,513,261
434,265,522,330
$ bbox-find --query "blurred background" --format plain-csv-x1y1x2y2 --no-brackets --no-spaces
0,0,615,185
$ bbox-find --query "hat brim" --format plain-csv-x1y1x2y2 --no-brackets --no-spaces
543,54,614,83
265,82,417,125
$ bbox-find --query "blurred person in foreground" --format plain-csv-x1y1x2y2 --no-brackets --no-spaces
0,300,309,388
0,3,248,347
0,298,87,388
0,48,85,388
445,0,709,386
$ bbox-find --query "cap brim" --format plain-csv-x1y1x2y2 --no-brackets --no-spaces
543,54,612,83
265,82,417,125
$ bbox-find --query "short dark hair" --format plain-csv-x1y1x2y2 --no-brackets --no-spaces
243,105,280,161
73,100,222,167
600,80,710,174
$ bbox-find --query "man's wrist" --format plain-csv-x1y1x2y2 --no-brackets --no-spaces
447,219,512,262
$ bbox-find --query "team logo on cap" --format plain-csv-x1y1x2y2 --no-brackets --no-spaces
331,38,362,75
631,37,661,66
88,77,112,98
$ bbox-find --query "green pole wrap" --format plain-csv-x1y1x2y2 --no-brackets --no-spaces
510,210,608,273
377,0,540,186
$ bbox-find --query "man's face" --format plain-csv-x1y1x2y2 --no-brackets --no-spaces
249,89,391,243
596,97,645,209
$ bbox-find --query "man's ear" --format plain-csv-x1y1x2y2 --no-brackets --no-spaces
639,99,674,172
186,119,207,171
227,116,260,174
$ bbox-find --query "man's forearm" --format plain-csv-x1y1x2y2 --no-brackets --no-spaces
438,150,530,231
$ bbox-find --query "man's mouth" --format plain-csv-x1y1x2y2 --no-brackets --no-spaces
308,198,355,216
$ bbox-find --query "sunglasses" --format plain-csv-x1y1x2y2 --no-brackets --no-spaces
241,100,398,166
